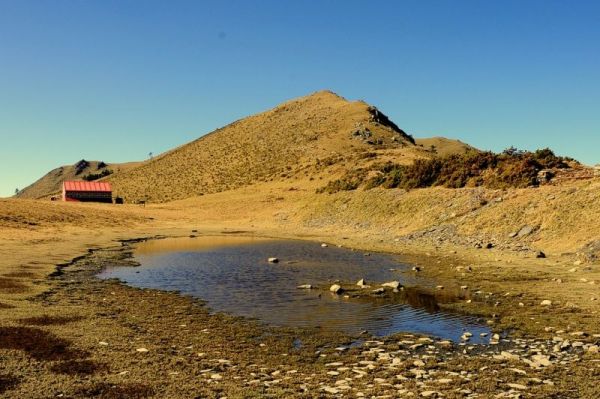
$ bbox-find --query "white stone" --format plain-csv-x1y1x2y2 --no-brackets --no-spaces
330,284,343,294
382,281,401,289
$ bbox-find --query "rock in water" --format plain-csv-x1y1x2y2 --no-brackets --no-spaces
330,284,343,294
382,281,401,289
268,257,279,263
297,284,313,289
356,278,367,287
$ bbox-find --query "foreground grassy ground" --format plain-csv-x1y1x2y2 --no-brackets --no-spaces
1,179,599,397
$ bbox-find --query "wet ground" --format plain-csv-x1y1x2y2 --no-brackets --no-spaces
99,236,490,342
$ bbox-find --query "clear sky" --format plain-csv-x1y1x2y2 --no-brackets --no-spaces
1,0,599,197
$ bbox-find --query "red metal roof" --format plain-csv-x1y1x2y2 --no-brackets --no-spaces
63,181,112,192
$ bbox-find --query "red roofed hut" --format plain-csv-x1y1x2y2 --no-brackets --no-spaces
62,181,113,203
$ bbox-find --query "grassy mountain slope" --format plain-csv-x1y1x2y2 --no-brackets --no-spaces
414,136,474,156
108,91,418,202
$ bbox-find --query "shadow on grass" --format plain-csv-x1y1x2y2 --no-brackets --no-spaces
75,382,155,398
19,314,84,326
0,374,21,395
0,277,28,293
50,359,108,376
2,271,38,279
0,326,88,361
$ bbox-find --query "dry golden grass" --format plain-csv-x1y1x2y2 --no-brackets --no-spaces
414,136,475,156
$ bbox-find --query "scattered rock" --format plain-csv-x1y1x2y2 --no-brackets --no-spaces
321,243,328,248
507,383,528,390
136,348,149,353
494,351,519,362
536,251,546,258
371,288,385,295
268,257,279,263
527,354,552,368
517,225,535,237
540,300,552,306
356,279,367,287
297,284,313,289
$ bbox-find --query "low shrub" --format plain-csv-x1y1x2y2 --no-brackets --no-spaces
82,169,113,181
320,148,574,193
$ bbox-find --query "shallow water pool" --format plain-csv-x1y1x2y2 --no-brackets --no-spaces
98,236,490,343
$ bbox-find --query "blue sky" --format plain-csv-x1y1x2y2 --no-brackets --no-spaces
1,0,599,197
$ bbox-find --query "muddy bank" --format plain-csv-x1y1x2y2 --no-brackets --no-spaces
1,239,599,398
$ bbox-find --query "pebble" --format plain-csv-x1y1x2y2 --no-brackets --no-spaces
507,383,528,390
540,300,552,306
136,348,149,353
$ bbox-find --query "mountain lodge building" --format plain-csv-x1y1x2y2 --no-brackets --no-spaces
62,181,113,203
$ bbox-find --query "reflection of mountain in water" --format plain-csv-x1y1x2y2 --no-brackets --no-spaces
99,236,490,343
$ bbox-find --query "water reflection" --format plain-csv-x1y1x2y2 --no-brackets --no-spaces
99,236,490,342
